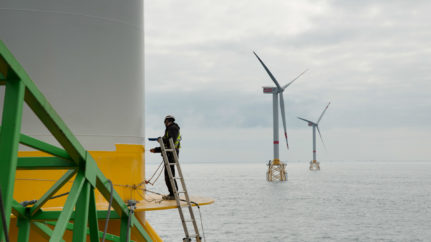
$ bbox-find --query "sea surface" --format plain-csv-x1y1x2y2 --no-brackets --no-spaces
145,161,431,241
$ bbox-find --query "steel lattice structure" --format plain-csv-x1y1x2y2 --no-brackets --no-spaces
0,40,151,241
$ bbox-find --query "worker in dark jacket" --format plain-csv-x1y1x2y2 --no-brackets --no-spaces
150,115,181,200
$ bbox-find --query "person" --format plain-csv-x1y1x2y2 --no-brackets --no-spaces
150,115,181,200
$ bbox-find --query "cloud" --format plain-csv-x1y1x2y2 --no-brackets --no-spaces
145,0,431,162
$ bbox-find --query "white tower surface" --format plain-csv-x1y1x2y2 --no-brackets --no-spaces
0,0,144,151
254,52,307,181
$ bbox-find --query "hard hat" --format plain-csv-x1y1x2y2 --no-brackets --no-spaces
164,115,175,121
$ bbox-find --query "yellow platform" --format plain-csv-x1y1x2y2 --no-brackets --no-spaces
9,144,214,241
16,194,215,213
134,194,214,211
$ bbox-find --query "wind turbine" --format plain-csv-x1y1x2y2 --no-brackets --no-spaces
298,102,331,170
254,51,307,181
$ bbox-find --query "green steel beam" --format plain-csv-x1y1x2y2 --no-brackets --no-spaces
120,215,130,242
131,216,152,242
85,152,97,187
88,188,100,242
95,210,120,220
12,200,27,219
30,170,76,216
17,157,76,170
19,133,71,159
44,221,134,242
33,217,149,242
95,167,130,217
0,41,152,242
32,210,121,221
17,217,31,242
0,126,72,160
0,77,25,239
0,41,86,165
0,53,18,82
0,54,8,81
24,90,86,165
72,182,90,242
50,172,85,241
32,222,66,242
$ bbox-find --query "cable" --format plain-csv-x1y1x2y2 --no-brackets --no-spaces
49,192,69,200
142,161,164,186
102,180,114,242
189,201,206,242
20,199,37,207
126,211,132,242
0,187,10,242
196,205,206,242
142,188,164,197
20,192,70,207
137,189,163,204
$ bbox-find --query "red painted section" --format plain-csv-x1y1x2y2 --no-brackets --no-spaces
263,88,273,93
274,141,279,144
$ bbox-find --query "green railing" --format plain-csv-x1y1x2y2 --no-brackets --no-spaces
0,40,151,242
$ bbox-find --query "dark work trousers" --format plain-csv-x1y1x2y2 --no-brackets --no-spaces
165,150,179,195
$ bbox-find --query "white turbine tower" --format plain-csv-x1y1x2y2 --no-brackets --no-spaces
254,51,307,181
298,102,331,170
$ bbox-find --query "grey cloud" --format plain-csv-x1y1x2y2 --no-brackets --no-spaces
145,0,431,161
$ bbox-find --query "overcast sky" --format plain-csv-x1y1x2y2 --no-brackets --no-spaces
144,0,431,163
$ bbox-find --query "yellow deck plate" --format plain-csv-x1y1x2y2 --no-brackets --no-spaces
13,194,215,215
134,194,214,211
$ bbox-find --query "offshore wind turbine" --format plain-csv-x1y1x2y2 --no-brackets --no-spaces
298,102,331,170
254,51,307,181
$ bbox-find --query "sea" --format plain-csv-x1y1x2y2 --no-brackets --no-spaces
145,161,431,242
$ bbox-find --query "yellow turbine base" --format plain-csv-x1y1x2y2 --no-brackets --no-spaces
10,144,214,241
267,160,287,181
309,160,321,171
272,159,281,165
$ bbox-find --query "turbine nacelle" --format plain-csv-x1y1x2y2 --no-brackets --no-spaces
263,86,281,94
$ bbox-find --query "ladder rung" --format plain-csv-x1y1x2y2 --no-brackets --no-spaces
165,149,175,152
186,234,199,238
173,177,182,179
168,162,176,165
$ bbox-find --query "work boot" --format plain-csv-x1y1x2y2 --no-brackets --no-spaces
162,194,175,200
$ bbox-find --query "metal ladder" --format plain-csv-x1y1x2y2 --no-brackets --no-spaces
155,137,201,242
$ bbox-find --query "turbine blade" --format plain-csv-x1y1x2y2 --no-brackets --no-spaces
253,51,282,89
279,93,289,149
297,117,315,125
317,102,331,124
282,69,309,90
317,125,327,150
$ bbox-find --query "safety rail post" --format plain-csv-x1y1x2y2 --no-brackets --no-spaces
120,214,131,241
17,217,31,242
0,73,25,241
88,187,100,242
72,182,91,242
